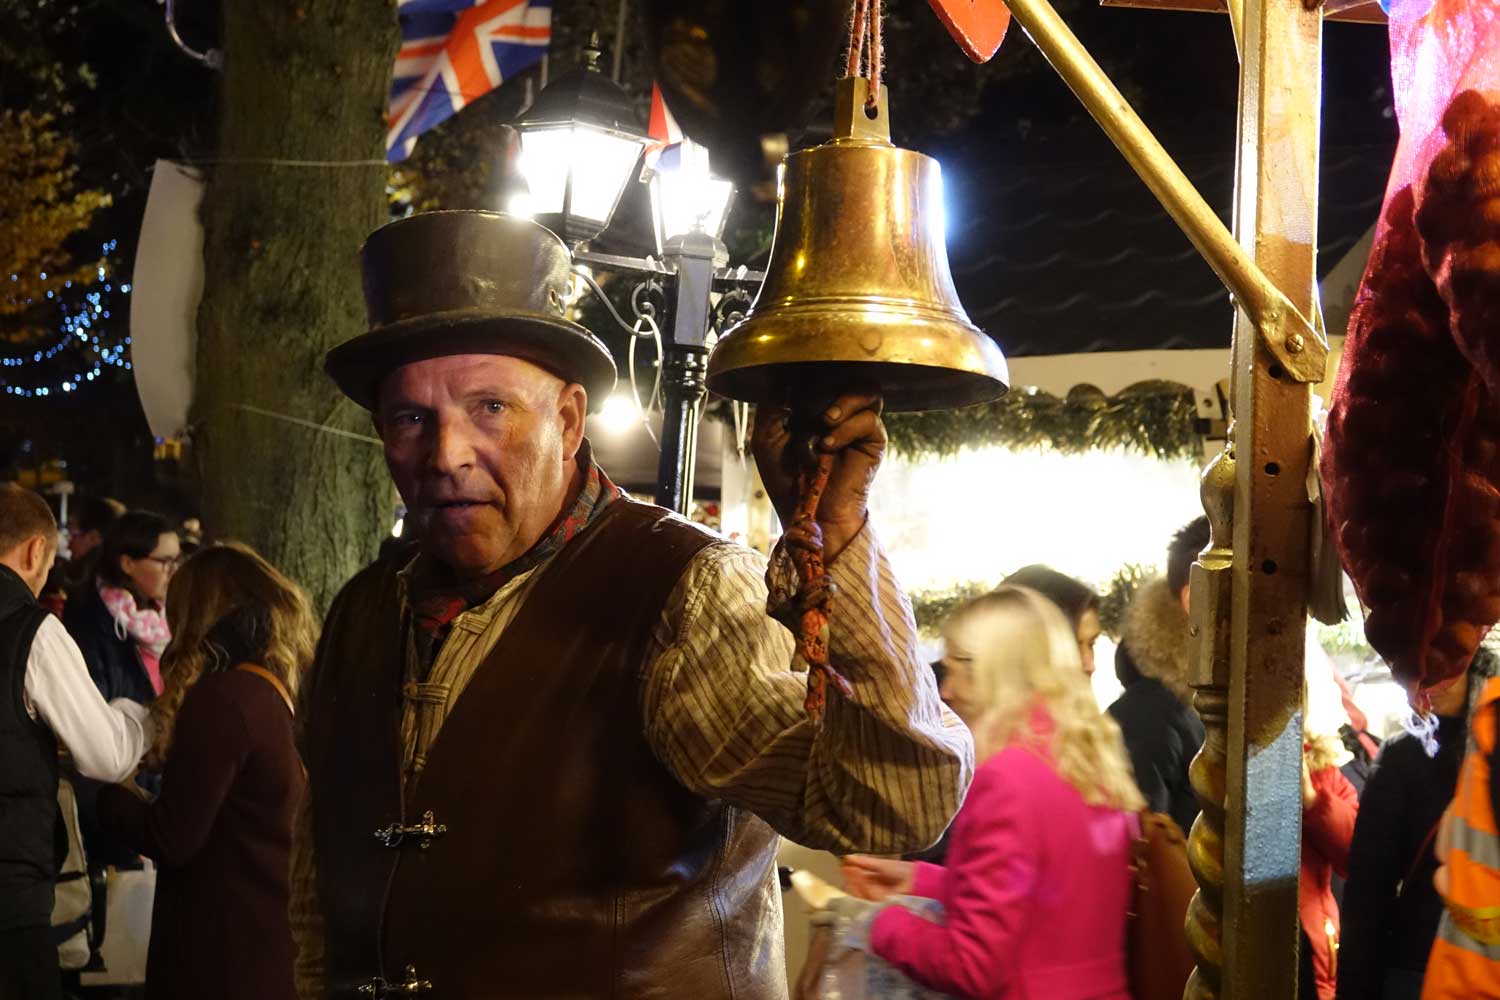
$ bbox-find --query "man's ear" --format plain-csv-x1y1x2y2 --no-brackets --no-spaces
23,535,47,575
559,384,587,461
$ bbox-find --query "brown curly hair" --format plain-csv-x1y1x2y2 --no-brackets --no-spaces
147,542,317,767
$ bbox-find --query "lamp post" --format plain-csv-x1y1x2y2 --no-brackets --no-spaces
513,39,754,514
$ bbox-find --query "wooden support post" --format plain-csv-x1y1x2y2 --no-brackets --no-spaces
1221,0,1323,992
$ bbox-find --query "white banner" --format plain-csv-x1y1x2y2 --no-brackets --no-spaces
130,160,205,439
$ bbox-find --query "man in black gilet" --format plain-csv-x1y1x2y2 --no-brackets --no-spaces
0,484,152,999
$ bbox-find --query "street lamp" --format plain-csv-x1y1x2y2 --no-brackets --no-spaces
512,36,650,245
513,44,760,515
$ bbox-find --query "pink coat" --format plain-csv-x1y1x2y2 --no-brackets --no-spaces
870,744,1136,1000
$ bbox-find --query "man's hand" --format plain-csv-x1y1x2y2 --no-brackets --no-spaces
752,393,885,561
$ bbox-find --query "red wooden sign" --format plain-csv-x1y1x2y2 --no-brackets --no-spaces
928,0,1013,63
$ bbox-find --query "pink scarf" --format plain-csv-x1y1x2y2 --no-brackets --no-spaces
99,583,171,695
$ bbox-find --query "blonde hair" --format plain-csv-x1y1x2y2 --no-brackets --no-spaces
148,542,317,766
943,586,1145,812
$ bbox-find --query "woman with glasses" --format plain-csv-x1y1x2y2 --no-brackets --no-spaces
64,510,180,707
63,510,181,870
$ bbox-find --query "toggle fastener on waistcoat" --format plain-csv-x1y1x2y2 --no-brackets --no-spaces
373,810,447,849
357,965,431,996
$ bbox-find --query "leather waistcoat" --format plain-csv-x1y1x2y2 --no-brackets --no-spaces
306,500,787,999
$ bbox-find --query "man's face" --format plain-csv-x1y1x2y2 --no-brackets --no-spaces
67,521,101,560
376,354,587,578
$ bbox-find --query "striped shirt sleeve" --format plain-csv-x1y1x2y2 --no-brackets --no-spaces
640,523,974,854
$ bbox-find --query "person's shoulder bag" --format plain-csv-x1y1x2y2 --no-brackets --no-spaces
1127,810,1198,1000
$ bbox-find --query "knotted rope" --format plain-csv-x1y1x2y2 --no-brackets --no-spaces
792,450,854,719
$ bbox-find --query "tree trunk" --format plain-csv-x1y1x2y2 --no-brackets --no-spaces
193,0,398,611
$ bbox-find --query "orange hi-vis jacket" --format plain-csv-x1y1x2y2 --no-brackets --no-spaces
1424,675,1500,1000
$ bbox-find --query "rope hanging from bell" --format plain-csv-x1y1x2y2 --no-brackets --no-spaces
791,0,889,722
846,0,884,110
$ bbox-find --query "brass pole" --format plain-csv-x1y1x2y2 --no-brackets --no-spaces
999,0,1325,384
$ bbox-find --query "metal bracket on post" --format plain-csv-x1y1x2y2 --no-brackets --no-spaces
1250,290,1327,383
653,231,729,514
160,0,222,70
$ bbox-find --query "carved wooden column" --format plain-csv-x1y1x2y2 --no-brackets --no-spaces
1185,442,1235,1000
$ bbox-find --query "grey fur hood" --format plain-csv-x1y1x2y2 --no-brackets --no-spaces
1119,577,1193,704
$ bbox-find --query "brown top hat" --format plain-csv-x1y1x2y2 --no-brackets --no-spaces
325,211,617,410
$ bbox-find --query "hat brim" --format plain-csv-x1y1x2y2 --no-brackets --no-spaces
325,310,618,412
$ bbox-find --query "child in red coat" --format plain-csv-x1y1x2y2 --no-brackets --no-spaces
1302,734,1360,1000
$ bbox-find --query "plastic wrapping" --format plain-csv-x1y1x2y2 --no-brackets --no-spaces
1321,0,1500,698
1398,0,1500,386
800,897,954,1000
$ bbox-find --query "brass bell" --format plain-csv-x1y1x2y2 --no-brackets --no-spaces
706,78,1009,412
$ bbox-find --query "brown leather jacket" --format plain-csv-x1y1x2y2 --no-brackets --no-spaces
303,501,787,999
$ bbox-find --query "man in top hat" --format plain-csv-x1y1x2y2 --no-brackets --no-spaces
291,211,972,998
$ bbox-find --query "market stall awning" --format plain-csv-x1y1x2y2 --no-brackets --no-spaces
945,143,1388,361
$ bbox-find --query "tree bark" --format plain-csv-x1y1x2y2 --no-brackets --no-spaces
194,0,398,611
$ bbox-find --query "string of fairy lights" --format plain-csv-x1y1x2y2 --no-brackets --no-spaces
1,239,133,398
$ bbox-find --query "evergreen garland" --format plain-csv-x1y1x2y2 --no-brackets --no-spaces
910,562,1157,638
883,380,1199,461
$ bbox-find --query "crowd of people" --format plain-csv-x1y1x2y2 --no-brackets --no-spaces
2,210,1498,1000
0,486,304,1000
6,490,1496,1000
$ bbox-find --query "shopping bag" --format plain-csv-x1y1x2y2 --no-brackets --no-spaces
77,862,155,986
50,777,92,971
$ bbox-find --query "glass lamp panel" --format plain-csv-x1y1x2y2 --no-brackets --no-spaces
565,125,649,232
651,173,735,247
515,127,573,216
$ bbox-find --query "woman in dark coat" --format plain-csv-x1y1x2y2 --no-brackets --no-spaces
66,511,180,869
1337,650,1498,1000
96,543,313,1000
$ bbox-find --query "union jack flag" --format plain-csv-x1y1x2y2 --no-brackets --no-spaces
644,81,684,170
387,0,552,163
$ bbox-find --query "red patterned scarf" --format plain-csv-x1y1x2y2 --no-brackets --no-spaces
407,452,621,660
